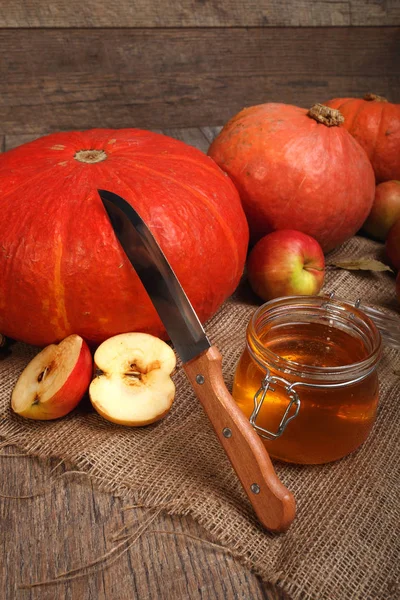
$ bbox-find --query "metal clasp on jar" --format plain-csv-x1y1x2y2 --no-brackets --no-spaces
250,365,377,441
250,369,301,441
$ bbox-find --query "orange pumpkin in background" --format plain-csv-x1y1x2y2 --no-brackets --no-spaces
0,129,249,346
208,103,375,251
324,94,400,182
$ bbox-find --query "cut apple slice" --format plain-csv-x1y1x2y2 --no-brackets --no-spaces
89,332,176,426
11,334,93,420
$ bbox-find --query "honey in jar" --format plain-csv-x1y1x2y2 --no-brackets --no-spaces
232,296,382,464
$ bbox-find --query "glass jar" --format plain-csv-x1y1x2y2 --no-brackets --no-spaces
232,295,382,464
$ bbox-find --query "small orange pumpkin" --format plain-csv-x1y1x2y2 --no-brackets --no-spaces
324,94,400,182
208,103,375,251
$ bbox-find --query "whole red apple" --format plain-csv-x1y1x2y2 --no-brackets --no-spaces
247,230,325,301
363,180,400,241
386,218,400,271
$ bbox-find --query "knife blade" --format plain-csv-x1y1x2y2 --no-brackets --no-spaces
97,188,210,363
98,189,295,532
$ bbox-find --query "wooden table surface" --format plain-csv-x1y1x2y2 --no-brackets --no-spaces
0,127,291,600
1,446,290,600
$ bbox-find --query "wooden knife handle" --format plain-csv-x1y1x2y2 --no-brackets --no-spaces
184,346,296,532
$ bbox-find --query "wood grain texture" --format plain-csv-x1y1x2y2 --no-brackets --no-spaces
0,0,399,27
1,27,399,135
4,129,212,153
0,446,291,600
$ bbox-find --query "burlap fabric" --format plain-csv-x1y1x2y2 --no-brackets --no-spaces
0,235,399,600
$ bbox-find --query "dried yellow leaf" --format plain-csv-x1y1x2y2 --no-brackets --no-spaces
328,258,393,272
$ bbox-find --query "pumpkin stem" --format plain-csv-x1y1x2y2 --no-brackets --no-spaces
307,104,344,127
363,93,388,103
74,149,107,164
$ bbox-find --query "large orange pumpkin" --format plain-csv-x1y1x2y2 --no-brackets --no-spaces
0,129,249,346
324,94,400,182
208,103,375,252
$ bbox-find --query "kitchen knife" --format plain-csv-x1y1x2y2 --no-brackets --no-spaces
98,189,295,532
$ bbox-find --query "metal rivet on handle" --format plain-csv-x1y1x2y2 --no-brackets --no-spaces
222,428,232,438
196,374,205,385
251,483,260,494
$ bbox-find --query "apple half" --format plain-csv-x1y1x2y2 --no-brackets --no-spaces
89,333,176,426
11,334,93,420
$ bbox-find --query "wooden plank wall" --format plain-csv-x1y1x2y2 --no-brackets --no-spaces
0,1,399,136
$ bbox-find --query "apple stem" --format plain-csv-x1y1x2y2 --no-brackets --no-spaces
308,104,344,127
